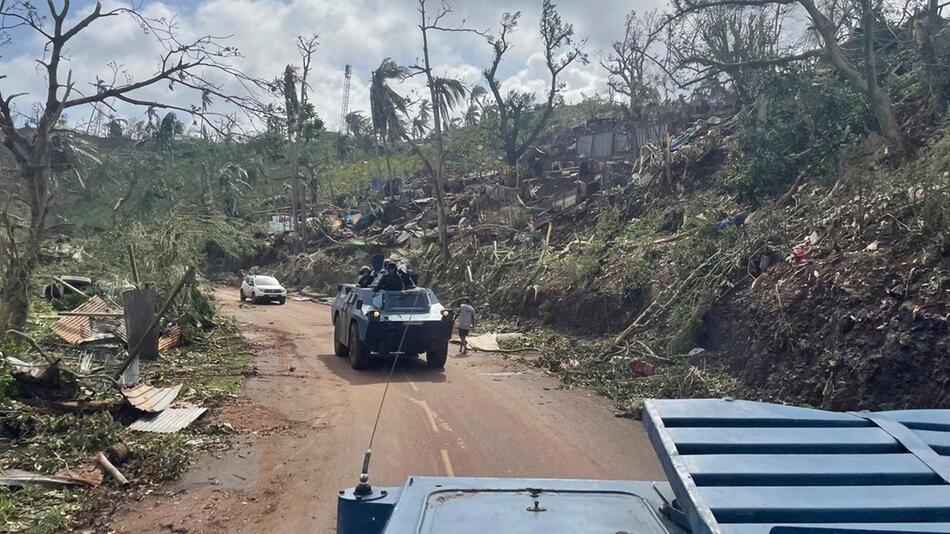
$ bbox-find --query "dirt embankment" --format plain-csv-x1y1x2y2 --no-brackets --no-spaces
707,246,949,410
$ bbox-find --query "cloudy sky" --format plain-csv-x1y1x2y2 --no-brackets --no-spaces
0,0,667,132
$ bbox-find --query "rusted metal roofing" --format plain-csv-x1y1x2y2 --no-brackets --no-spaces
52,296,123,345
158,325,182,351
129,406,207,433
122,383,182,413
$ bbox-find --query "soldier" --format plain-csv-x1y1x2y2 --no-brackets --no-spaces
398,262,417,289
356,266,374,288
376,262,405,291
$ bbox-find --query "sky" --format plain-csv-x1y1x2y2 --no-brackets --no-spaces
0,0,667,133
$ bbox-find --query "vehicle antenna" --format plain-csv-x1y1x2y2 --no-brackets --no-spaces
353,302,416,497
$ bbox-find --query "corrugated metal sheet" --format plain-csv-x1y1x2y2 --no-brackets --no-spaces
52,296,123,345
5,356,53,380
122,383,183,413
158,325,182,351
576,134,593,158
120,356,139,387
644,399,950,534
129,406,207,433
591,131,614,159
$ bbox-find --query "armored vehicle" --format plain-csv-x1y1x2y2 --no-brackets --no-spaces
331,284,453,370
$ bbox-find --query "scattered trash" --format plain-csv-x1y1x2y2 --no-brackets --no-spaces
628,360,656,377
714,211,748,232
865,241,880,251
130,405,208,433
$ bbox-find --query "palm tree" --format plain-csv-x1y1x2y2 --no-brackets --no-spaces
345,111,370,139
412,100,432,139
431,77,467,125
465,85,487,126
370,58,409,183
335,135,355,160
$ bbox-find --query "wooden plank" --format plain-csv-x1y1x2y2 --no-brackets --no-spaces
668,427,902,454
703,485,950,523
722,523,950,534
681,454,939,486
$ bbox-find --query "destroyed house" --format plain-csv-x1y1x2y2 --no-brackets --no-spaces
573,117,663,161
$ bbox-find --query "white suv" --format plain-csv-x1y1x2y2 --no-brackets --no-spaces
240,275,287,305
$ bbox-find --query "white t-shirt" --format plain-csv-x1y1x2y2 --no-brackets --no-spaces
458,304,475,330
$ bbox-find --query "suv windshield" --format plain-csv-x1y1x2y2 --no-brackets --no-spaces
254,276,280,286
383,291,430,311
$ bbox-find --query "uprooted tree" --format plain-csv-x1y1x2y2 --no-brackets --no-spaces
668,0,909,156
0,1,260,332
483,1,587,179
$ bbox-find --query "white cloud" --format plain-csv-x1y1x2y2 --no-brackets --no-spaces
0,0,667,132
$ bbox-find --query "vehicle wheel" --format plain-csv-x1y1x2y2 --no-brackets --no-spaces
334,317,349,357
348,323,371,370
426,345,448,369
239,290,245,302
251,293,260,304
278,297,286,305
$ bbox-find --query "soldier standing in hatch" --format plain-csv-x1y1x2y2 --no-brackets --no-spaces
356,266,374,288
457,298,475,355
376,262,405,291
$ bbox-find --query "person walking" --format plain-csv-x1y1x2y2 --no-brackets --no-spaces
457,298,475,354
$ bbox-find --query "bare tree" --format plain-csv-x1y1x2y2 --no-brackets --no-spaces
283,34,321,247
670,5,787,104
483,1,588,182
405,0,483,261
601,10,663,123
0,1,262,330
669,0,908,155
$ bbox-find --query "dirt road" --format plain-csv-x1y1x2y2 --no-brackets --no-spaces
111,287,663,533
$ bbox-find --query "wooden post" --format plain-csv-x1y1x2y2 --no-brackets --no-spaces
53,277,89,299
128,244,141,287
123,289,159,361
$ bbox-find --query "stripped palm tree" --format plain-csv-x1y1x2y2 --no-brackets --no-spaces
464,85,487,126
431,77,467,126
370,58,409,183
412,99,432,139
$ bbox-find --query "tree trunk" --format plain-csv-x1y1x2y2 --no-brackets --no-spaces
291,144,308,248
799,0,907,157
383,137,396,199
1,163,50,332
420,20,449,262
0,255,34,333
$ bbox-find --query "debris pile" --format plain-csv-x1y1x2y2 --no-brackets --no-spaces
0,258,242,529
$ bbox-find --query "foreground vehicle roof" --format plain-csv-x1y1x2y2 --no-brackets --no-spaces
643,398,950,534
